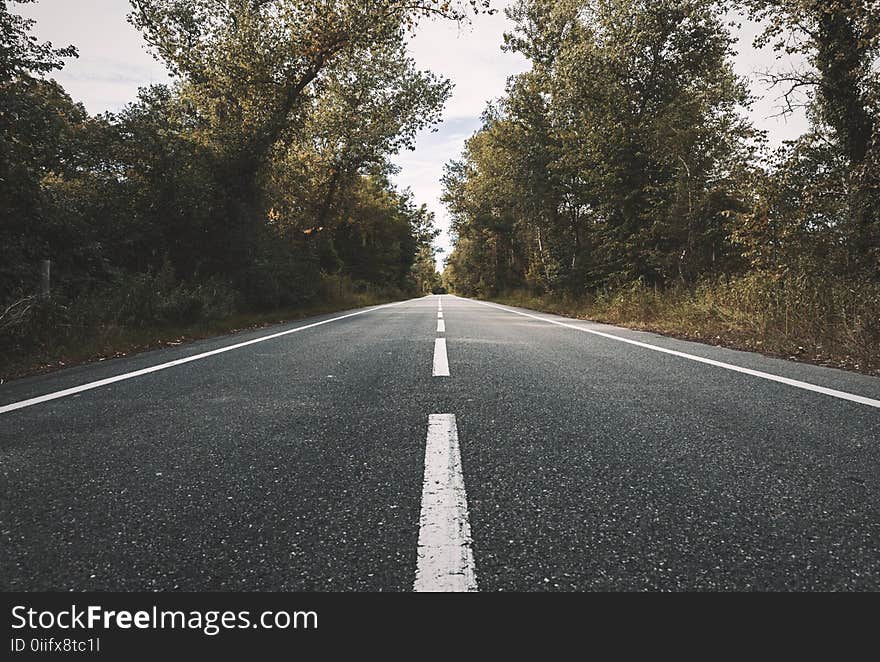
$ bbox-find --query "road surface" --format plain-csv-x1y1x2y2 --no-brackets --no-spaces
2,295,879,591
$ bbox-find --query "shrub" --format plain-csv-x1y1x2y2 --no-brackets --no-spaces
493,270,880,374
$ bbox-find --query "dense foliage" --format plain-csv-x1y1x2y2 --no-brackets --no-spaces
1,0,470,367
443,0,879,303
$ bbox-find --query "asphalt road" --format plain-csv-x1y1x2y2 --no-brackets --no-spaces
2,295,879,591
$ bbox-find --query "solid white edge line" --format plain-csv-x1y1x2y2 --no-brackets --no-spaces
464,297,880,410
0,298,414,415
437,319,446,333
433,338,450,377
414,413,477,592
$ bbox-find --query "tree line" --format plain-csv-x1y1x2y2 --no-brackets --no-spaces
2,0,472,367
442,0,879,351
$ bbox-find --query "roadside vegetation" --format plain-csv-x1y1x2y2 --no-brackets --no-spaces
495,274,880,374
442,0,880,374
0,0,478,378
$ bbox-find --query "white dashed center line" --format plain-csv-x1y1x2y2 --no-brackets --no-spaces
433,338,449,377
437,319,445,333
414,414,477,592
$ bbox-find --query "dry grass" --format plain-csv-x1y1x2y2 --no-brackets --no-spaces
492,272,880,376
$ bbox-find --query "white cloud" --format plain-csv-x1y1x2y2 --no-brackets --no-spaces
405,9,531,119
393,117,489,261
16,0,170,114
392,4,530,264
730,15,811,146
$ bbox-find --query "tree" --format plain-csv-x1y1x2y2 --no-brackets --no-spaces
267,42,450,236
444,0,754,294
0,0,76,80
1,0,463,367
0,0,80,298
128,0,489,272
744,0,880,274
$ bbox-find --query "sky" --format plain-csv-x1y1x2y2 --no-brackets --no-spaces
17,0,809,267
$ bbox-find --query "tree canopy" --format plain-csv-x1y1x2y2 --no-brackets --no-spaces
1,0,453,362
443,0,879,297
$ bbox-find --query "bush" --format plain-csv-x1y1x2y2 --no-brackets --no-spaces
234,244,321,310
0,266,239,373
109,264,238,327
318,273,408,306
493,271,880,374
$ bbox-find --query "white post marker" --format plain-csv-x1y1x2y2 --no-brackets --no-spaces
414,414,477,592
433,338,450,377
437,319,445,333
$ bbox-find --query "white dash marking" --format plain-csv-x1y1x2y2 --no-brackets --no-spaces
438,311,443,319
415,414,477,592
433,338,450,377
437,319,445,333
